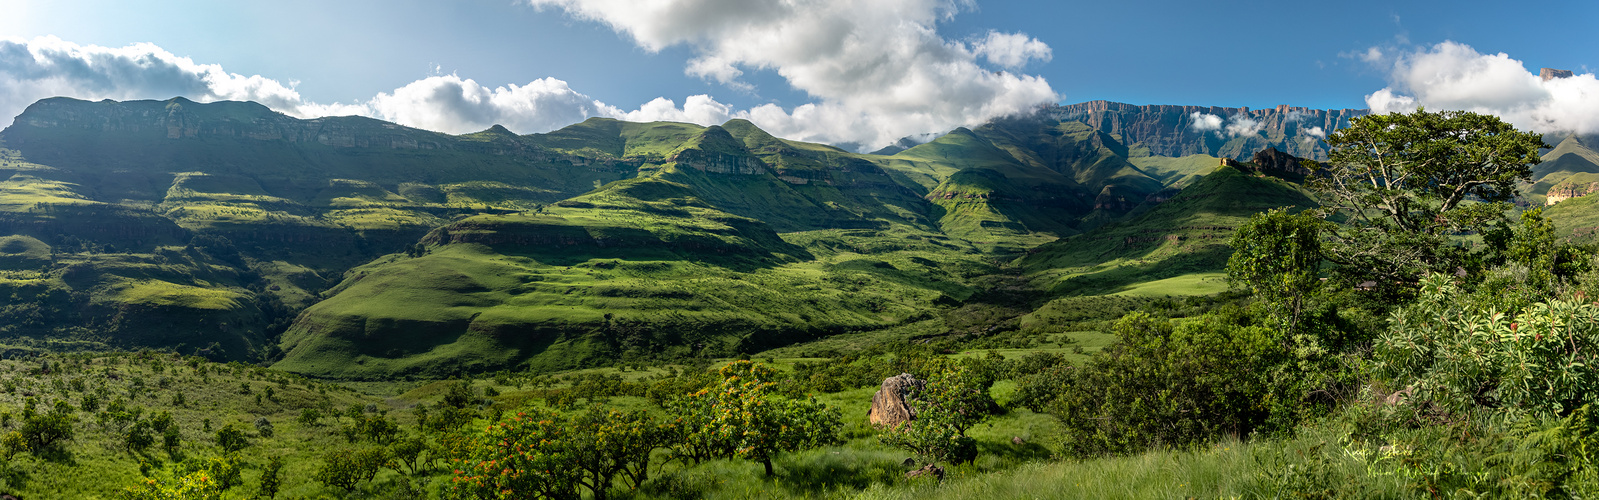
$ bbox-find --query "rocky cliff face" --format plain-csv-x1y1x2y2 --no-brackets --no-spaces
1049,101,1366,161
1547,180,1599,205
1244,147,1314,179
670,148,768,175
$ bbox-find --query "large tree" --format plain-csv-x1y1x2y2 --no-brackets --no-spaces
1312,109,1545,286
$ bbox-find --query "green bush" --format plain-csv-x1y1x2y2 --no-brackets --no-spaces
17,410,74,452
1377,273,1599,418
664,360,842,476
118,467,223,500
314,448,365,492
879,360,998,465
1046,309,1287,456
124,420,155,455
258,455,284,499
447,410,579,499
214,424,248,454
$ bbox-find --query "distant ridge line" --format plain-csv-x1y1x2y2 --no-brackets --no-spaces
1056,100,1368,116
1042,100,1370,160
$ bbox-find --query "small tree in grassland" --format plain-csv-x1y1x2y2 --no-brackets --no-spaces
214,423,248,454
669,360,842,476
447,410,579,500
258,455,284,500
568,407,669,500
878,360,998,467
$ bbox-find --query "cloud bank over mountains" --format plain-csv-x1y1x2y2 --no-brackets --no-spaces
0,36,708,140
0,36,337,121
1186,112,1265,138
0,1,1058,151
523,0,1058,149
1364,41,1599,135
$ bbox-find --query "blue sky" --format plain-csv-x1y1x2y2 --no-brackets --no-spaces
3,0,1596,149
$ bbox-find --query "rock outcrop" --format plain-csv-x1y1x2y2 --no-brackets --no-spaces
1243,147,1314,179
1547,179,1599,205
868,373,924,427
671,148,767,175
1542,68,1575,81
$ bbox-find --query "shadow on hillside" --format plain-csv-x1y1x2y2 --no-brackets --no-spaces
773,454,905,495
976,438,1055,463
495,246,806,274
0,461,28,492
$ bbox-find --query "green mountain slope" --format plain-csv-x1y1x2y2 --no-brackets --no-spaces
885,128,1089,251
0,96,1353,376
275,176,987,378
1528,135,1599,204
1019,165,1316,296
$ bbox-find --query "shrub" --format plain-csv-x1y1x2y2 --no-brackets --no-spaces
258,455,284,499
353,414,399,444
162,425,181,458
253,417,274,439
314,447,386,492
878,360,998,465
204,454,242,491
1047,309,1287,456
1377,273,1599,418
388,435,430,475
447,410,579,499
665,360,842,476
125,420,155,455
17,411,74,452
119,468,223,500
214,424,248,454
441,381,474,409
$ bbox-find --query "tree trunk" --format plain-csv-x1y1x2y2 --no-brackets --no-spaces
764,457,774,477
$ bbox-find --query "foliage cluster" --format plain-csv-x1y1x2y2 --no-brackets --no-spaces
877,360,1000,467
447,360,843,499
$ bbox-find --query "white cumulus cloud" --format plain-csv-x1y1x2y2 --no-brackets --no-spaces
1,17,1059,151
1189,112,1222,132
1225,115,1263,137
523,0,1060,149
0,36,739,136
1188,111,1264,137
1363,41,1599,135
972,31,1052,69
611,95,739,125
0,35,317,125
363,75,610,135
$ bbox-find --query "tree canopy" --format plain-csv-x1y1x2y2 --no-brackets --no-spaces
1312,108,1546,285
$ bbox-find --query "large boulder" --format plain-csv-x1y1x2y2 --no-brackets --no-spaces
868,373,924,426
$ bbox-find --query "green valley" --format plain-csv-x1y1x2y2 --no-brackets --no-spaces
0,96,1300,375
7,98,1599,500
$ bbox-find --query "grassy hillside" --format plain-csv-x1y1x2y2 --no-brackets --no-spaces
878,128,1087,252
1526,135,1599,204
0,99,960,363
273,175,998,379
1019,165,1315,297
0,96,1324,376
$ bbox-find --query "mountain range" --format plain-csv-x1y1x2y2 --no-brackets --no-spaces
1,96,1595,378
